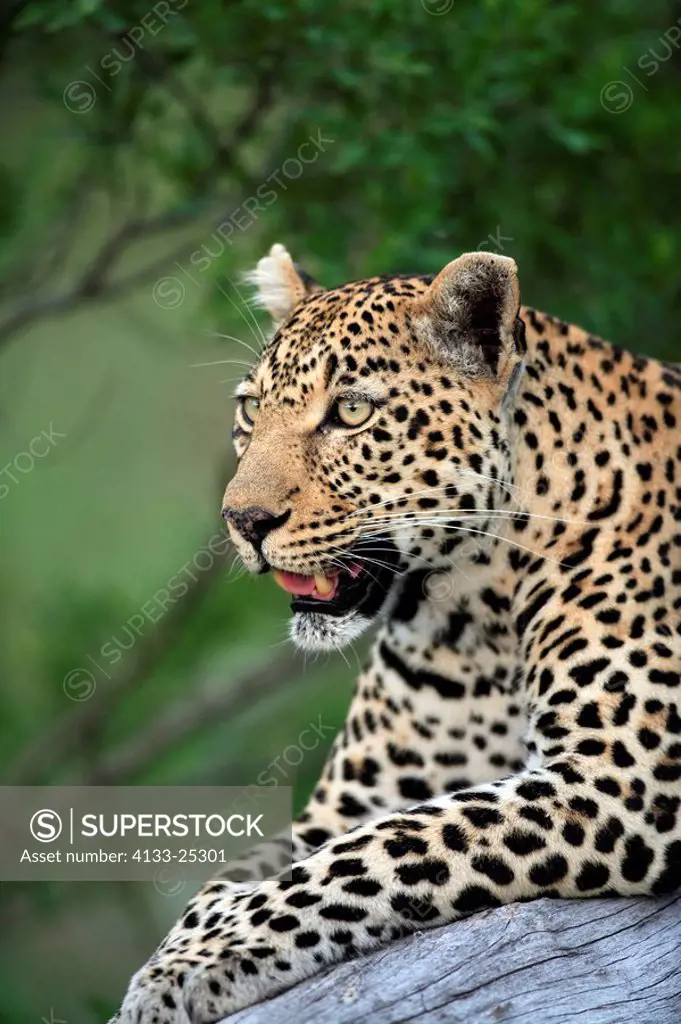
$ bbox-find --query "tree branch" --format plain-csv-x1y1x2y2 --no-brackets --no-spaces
226,895,681,1024
0,68,277,349
81,648,302,785
4,532,227,785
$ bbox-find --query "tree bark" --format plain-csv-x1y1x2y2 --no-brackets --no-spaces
226,894,681,1023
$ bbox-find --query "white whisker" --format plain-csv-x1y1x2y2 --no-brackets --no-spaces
351,507,586,528
190,358,255,369
357,521,568,568
214,278,267,351
205,331,261,360
344,477,513,519
327,548,405,578
454,467,520,498
325,555,387,591
350,544,471,582
226,276,268,349
333,641,352,670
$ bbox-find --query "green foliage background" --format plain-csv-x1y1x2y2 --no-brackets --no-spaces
0,0,679,1018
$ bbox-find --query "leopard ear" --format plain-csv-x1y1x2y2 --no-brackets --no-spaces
414,252,521,377
246,243,324,325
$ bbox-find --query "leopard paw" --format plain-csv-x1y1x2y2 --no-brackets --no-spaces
117,950,271,1024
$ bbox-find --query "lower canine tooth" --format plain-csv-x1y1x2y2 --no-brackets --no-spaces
315,573,334,596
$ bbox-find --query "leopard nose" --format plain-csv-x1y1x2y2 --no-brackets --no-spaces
221,505,291,554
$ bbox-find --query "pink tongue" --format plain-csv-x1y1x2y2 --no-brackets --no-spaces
275,572,319,597
272,565,365,602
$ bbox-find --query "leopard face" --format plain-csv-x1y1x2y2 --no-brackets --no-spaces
222,244,527,651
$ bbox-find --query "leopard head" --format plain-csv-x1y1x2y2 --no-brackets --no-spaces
222,243,525,651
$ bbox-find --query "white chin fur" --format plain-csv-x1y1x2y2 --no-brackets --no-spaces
290,610,371,651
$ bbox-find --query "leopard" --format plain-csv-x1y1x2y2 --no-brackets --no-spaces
115,243,681,1023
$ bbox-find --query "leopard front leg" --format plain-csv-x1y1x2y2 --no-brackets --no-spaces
116,579,530,1017
223,592,527,884
115,755,679,1023
294,588,526,851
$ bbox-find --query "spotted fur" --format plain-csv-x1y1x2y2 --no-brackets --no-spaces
115,245,681,1023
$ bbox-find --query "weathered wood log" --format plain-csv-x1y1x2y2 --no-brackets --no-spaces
226,895,681,1023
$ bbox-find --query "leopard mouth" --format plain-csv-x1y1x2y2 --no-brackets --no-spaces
272,538,401,618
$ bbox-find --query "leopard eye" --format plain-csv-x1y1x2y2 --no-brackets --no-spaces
335,398,374,428
240,396,260,427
